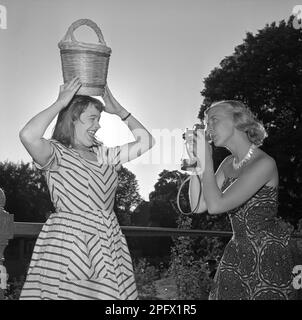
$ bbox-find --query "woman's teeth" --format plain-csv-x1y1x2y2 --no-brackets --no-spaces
88,130,95,138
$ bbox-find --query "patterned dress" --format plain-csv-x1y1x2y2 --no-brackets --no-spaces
209,177,300,300
20,140,138,300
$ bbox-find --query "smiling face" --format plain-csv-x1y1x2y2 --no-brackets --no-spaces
205,103,235,147
73,103,101,148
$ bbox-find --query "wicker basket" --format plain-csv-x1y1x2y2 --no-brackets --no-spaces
58,19,111,97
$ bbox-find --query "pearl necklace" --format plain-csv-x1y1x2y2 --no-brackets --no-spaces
232,144,257,170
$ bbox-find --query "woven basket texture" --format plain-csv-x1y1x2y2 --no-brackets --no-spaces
58,19,111,96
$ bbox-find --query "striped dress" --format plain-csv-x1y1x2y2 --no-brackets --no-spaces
20,139,138,300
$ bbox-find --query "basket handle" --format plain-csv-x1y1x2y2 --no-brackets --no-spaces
62,19,107,45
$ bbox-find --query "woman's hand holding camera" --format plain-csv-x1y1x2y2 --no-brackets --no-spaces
193,130,212,158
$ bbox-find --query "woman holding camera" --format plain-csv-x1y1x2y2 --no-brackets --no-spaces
189,100,298,300
19,77,155,300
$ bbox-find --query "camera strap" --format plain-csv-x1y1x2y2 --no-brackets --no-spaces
176,174,203,215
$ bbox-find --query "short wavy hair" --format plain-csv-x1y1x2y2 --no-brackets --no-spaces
205,100,268,146
52,95,104,147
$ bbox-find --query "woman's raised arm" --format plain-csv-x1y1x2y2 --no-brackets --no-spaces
103,86,155,164
19,77,81,167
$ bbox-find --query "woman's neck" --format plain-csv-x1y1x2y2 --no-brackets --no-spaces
226,136,254,162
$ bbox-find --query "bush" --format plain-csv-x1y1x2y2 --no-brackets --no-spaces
4,276,25,300
133,258,160,299
169,255,213,300
169,215,214,300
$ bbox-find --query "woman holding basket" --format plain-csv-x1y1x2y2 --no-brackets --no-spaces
19,77,155,300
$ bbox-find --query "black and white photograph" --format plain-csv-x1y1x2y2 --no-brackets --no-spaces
0,0,302,304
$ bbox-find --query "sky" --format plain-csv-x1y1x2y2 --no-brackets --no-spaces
0,0,298,200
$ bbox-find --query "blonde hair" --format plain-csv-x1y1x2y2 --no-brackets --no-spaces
205,100,268,146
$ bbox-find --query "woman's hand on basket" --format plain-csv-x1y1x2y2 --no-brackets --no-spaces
103,85,127,117
55,77,82,108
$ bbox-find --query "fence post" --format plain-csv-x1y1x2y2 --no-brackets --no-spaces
0,188,14,300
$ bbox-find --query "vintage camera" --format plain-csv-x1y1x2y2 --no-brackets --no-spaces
181,123,205,172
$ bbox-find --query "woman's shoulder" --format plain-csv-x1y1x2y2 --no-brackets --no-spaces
49,138,66,147
246,149,278,187
48,139,74,157
222,149,277,181
252,149,277,170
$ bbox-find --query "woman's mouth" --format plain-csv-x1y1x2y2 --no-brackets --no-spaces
87,130,96,139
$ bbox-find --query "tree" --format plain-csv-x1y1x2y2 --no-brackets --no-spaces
149,170,189,226
199,16,302,226
114,166,142,225
129,170,187,262
0,161,53,222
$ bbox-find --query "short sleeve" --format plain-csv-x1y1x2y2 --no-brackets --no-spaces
34,139,64,171
97,145,122,171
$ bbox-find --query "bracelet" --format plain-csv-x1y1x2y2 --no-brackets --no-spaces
121,113,131,121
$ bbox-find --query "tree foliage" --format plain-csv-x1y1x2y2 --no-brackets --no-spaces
149,170,189,227
0,161,53,222
129,170,188,262
199,16,302,225
114,166,142,225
